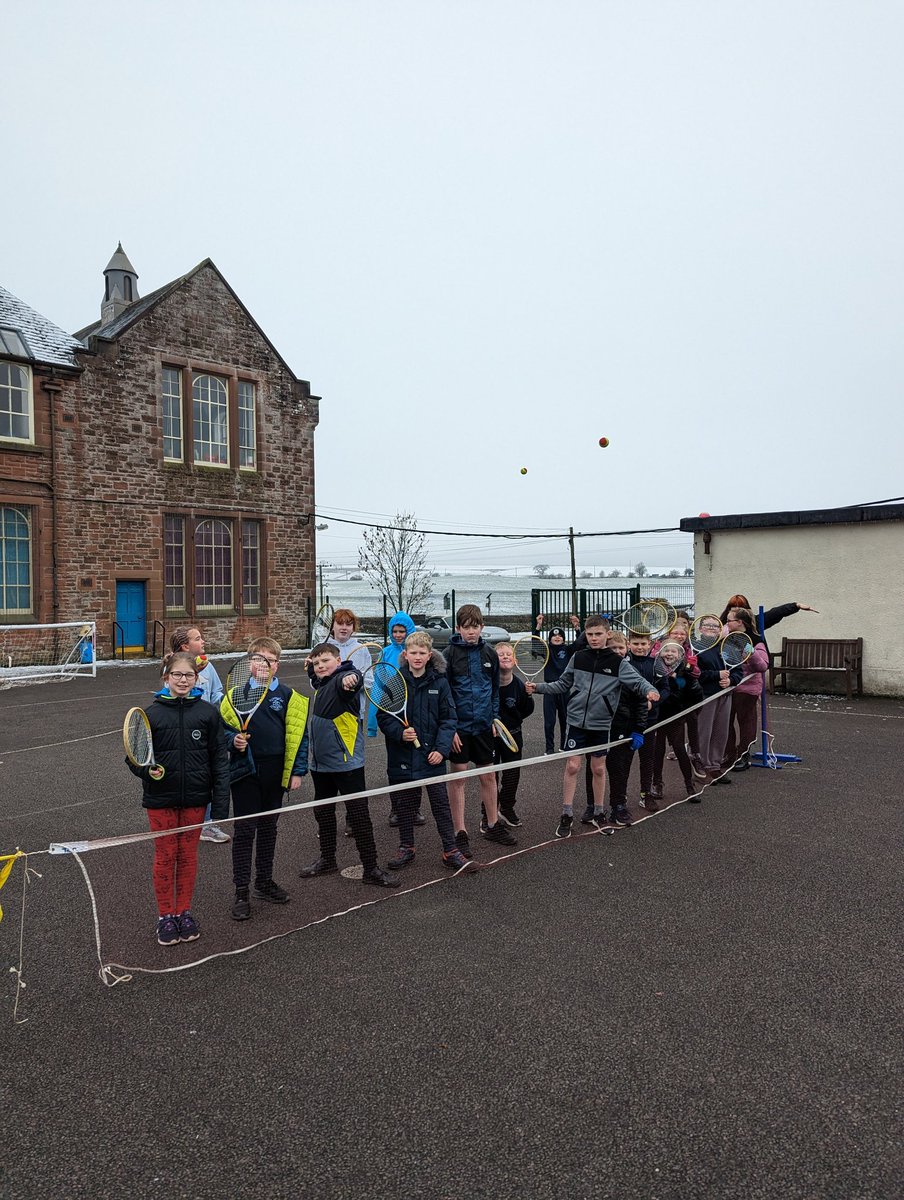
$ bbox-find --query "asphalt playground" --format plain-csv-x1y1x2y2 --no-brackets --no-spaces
1,660,901,1199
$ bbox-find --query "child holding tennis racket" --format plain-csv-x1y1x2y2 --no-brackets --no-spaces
221,637,310,920
527,615,659,837
721,607,769,772
489,642,535,829
170,626,229,844
298,643,400,888
125,652,230,946
366,610,416,737
376,632,470,871
693,616,744,783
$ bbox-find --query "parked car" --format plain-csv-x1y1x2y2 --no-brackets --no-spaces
415,615,510,647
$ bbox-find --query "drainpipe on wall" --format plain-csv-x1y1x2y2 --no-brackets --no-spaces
41,373,62,625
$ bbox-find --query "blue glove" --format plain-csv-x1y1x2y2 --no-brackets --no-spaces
631,733,645,750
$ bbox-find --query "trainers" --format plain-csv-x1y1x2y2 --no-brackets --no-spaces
156,915,180,945
649,782,664,799
231,889,251,921
691,762,707,782
483,822,516,846
362,866,402,888
199,822,231,843
580,804,595,825
176,910,200,942
455,830,473,860
686,781,702,802
479,804,488,835
591,811,609,830
388,809,400,828
414,810,426,826
442,848,471,871
612,805,633,827
556,813,574,839
253,879,289,904
299,856,339,878
712,775,733,786
498,804,522,828
639,793,659,812
387,846,416,870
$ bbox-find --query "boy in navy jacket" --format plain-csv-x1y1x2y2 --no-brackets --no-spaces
377,632,470,871
443,604,516,858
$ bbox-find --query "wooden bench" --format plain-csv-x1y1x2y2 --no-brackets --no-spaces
769,637,863,699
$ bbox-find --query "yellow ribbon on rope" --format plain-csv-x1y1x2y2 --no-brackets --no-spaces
0,850,24,923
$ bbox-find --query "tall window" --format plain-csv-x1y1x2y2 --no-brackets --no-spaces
238,380,257,469
0,506,32,615
195,518,233,610
192,374,229,466
164,515,186,612
242,520,262,610
0,362,33,443
162,367,183,461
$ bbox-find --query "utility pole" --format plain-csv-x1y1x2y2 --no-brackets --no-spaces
569,526,577,614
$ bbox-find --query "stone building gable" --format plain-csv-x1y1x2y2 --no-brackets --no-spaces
47,259,319,653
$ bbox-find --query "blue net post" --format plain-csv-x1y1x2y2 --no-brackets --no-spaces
750,604,802,769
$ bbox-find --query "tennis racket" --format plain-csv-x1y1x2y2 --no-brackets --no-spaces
719,631,754,673
358,641,386,669
688,614,723,657
512,635,549,681
311,602,334,646
363,661,420,747
493,718,519,752
615,601,671,638
652,639,687,684
123,707,165,780
226,654,274,735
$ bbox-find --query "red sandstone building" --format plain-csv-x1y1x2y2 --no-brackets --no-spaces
0,247,319,655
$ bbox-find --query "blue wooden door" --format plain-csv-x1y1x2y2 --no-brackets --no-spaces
115,581,146,650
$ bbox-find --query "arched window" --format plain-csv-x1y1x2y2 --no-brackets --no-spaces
194,518,233,610
192,374,229,465
0,505,32,614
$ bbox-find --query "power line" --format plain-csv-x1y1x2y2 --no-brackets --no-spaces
314,511,681,539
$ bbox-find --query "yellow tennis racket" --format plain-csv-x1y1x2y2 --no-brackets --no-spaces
123,707,165,780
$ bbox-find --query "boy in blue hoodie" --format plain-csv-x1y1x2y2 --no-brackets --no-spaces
443,604,516,859
298,643,399,888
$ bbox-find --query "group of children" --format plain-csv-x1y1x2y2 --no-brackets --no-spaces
128,594,800,947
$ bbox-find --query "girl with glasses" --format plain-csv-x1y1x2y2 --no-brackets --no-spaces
125,651,230,946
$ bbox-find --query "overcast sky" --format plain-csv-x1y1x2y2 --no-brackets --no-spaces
6,2,903,571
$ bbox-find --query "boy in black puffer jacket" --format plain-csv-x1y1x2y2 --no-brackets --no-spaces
377,632,470,872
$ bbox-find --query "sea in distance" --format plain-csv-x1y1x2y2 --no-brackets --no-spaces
318,569,695,621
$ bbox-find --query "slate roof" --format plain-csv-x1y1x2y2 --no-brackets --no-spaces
0,284,83,369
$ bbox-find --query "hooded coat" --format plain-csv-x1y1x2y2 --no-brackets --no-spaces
366,610,417,736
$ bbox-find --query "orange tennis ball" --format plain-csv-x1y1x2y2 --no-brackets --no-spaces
598,437,609,447
520,467,528,475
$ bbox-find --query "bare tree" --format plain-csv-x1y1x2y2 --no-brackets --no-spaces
358,512,433,613
633,561,649,578
683,566,694,577
533,564,551,578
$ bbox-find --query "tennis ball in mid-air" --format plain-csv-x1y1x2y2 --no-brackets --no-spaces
598,437,609,448
520,467,528,475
